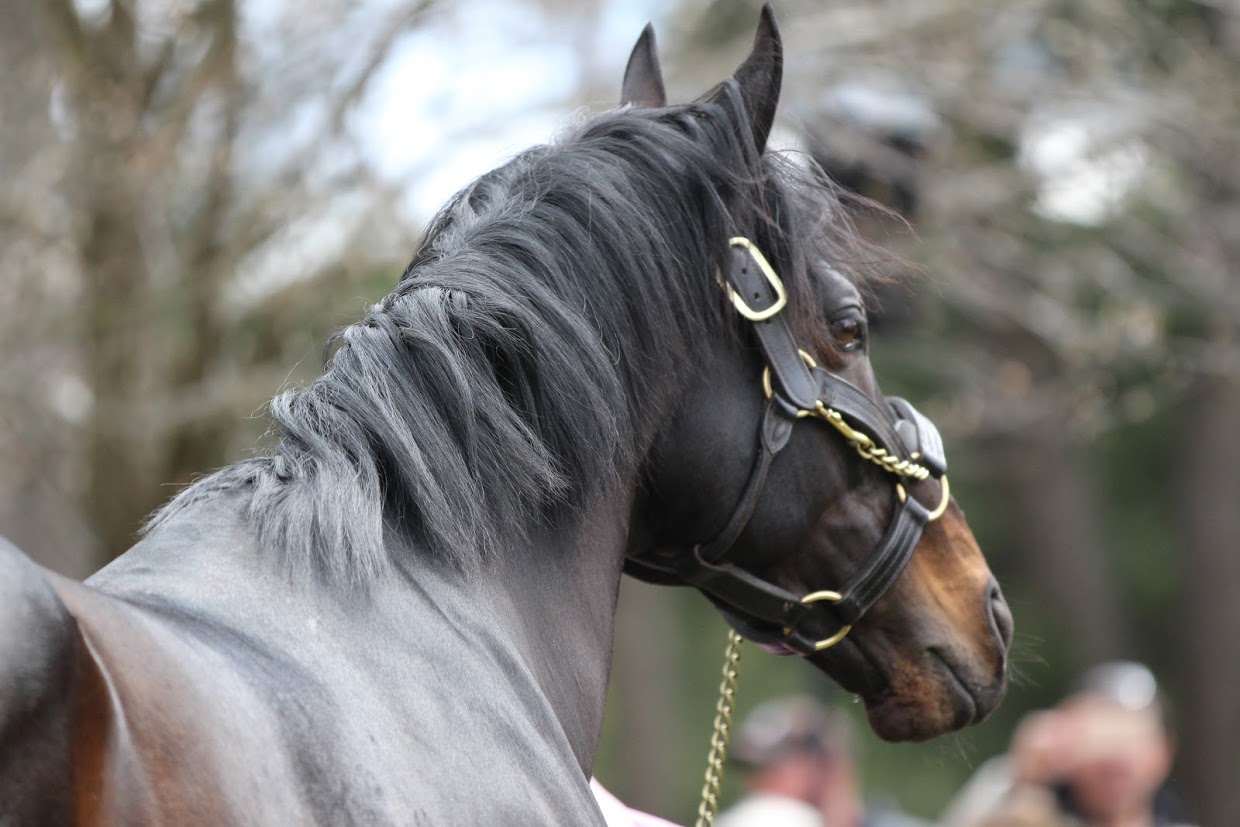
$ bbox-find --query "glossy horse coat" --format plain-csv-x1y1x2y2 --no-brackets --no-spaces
0,8,1010,824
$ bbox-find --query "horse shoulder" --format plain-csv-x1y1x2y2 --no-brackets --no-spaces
43,567,316,827
0,538,80,825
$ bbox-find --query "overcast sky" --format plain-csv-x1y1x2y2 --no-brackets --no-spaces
349,0,666,221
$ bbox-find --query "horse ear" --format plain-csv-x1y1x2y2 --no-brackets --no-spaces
621,23,667,108
708,3,783,152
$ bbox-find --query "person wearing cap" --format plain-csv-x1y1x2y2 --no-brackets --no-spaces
716,696,928,827
941,661,1198,827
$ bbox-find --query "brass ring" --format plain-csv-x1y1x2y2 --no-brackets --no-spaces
800,589,853,652
895,474,951,522
760,349,817,402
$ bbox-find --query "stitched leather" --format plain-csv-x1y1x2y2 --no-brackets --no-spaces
833,494,930,624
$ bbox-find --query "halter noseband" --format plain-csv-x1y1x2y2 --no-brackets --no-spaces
625,237,951,656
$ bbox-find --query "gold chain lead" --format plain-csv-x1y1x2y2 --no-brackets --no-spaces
695,629,744,827
760,354,933,482
813,403,931,481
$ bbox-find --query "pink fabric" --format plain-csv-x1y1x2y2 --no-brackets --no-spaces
590,778,683,827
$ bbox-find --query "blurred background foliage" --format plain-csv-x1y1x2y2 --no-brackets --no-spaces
1,0,1236,823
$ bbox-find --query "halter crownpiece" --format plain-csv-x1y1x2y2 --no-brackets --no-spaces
625,236,951,654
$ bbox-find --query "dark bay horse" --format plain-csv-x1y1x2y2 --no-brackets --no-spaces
0,7,1011,824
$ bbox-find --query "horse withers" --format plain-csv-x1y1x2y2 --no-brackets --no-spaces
0,6,1010,824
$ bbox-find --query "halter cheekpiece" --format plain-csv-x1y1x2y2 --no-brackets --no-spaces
625,237,951,655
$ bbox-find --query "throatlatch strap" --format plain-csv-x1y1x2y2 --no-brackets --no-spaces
680,553,804,627
622,400,795,584
697,401,794,563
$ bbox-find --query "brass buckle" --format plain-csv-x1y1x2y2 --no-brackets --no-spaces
726,237,787,322
791,590,853,652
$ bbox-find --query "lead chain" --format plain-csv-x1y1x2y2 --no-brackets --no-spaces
695,629,744,827
813,403,931,481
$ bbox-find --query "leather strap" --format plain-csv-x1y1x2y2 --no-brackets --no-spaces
621,401,796,580
831,494,929,624
680,552,803,627
721,244,817,410
697,400,794,563
814,371,907,460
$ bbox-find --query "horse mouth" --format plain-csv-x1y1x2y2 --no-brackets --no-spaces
859,648,1001,742
931,649,981,729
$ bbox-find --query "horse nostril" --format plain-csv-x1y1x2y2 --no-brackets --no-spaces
987,579,1014,650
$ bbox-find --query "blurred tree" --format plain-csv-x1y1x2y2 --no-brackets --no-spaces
0,0,438,574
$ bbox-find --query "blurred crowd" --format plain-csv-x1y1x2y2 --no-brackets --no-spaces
709,662,1197,827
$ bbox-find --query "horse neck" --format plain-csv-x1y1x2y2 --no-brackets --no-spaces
399,481,635,774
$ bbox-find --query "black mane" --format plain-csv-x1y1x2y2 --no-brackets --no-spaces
148,100,866,581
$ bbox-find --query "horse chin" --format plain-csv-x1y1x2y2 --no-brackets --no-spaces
808,641,998,742
859,682,977,742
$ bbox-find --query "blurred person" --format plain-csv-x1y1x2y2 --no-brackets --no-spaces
717,696,929,827
942,662,1197,827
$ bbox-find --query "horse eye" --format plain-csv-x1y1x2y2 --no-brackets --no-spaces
830,317,864,351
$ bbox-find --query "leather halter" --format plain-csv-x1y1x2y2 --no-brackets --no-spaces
625,237,950,656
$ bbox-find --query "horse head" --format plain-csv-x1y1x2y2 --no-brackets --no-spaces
625,6,1011,742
